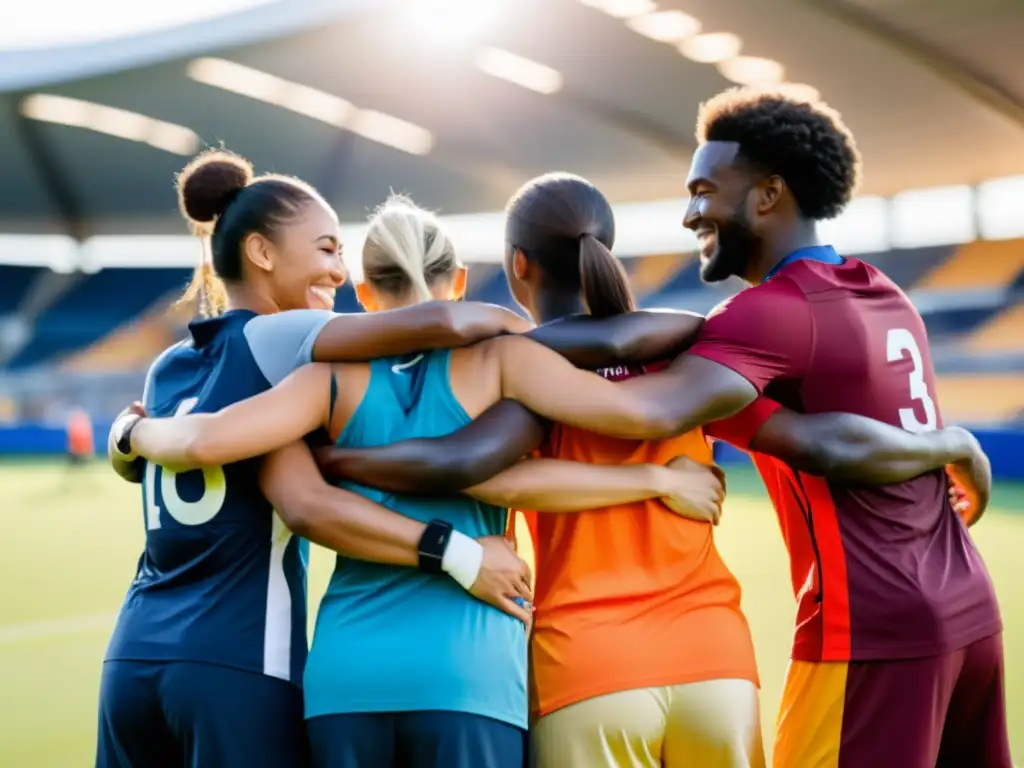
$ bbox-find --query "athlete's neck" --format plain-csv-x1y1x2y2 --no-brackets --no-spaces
535,291,586,324
749,219,820,284
225,284,279,315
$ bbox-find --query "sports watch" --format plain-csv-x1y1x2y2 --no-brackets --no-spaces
418,519,454,574
113,414,142,456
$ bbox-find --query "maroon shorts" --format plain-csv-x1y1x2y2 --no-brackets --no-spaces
773,632,1011,768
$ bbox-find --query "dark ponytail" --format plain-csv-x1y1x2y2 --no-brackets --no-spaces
505,172,637,318
175,148,326,317
579,233,634,318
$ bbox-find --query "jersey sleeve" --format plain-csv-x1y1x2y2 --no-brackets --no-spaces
243,310,335,386
687,279,814,393
704,397,782,449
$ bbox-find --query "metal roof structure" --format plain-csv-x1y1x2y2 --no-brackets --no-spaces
2,0,1024,242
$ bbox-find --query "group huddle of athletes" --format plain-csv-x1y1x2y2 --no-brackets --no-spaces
99,87,1010,768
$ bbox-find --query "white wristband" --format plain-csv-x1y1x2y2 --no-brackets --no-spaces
441,530,483,591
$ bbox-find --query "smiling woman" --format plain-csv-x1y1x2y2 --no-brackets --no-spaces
175,149,346,317
97,150,536,767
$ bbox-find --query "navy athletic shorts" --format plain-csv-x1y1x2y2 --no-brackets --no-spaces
307,710,526,768
96,660,308,768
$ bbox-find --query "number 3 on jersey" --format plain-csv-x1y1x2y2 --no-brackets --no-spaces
144,398,227,530
886,328,938,434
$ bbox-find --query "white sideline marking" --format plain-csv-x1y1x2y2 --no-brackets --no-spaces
0,612,117,645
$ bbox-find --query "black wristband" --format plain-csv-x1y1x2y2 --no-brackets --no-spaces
114,415,142,455
418,519,453,574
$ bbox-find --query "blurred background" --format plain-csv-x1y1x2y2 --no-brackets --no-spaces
0,0,1021,764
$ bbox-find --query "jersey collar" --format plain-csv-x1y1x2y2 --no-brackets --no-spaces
188,309,257,348
763,245,843,283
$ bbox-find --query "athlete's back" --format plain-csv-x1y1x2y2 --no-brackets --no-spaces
99,307,335,768
525,361,765,767
526,361,754,718
305,349,526,763
697,256,1000,659
689,252,1008,768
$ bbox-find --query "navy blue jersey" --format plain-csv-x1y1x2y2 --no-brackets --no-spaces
105,308,334,686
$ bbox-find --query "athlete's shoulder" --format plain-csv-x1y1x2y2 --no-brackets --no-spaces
706,278,806,324
148,338,193,373
142,340,194,409
243,309,337,386
793,255,902,297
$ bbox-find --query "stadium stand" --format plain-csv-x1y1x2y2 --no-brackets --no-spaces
860,245,950,291
624,254,685,302
7,268,191,370
0,266,42,313
2,237,1024,376
935,375,1024,424
967,303,1024,353
917,239,1024,291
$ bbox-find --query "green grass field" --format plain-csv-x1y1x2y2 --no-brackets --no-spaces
1,463,1020,766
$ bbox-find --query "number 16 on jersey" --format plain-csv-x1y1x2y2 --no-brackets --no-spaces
144,398,227,530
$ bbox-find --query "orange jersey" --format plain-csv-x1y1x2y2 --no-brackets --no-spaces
522,363,776,718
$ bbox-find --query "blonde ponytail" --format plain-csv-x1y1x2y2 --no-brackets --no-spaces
362,194,458,301
178,239,228,317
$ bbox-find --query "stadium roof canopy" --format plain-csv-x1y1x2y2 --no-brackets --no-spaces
3,0,1024,243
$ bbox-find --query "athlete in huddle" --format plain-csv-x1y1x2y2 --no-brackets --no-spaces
114,194,729,768
308,174,994,768
101,153,723,768
322,90,1004,767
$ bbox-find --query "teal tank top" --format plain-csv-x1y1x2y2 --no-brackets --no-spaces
303,350,528,728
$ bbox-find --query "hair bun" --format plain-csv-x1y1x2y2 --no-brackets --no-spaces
176,149,254,225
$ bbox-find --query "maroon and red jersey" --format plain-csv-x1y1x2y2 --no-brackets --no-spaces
689,252,1001,662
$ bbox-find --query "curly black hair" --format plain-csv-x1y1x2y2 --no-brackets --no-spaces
695,87,862,220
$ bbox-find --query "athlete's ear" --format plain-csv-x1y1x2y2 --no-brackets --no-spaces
451,266,468,300
242,232,273,273
754,175,786,216
354,281,378,312
512,249,529,281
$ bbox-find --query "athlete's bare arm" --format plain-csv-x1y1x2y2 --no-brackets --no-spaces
259,441,533,621
126,364,330,468
524,309,703,368
315,310,705,490
463,455,724,524
315,400,548,493
113,308,701,484
311,301,531,361
318,399,722,523
491,335,756,440
113,365,537,622
750,412,988,485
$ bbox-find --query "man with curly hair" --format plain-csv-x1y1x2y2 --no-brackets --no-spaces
673,87,1008,768
435,86,1004,767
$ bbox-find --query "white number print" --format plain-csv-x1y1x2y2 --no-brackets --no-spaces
144,398,227,530
886,328,938,434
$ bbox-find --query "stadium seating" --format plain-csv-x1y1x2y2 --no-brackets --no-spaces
917,240,1024,291
1,238,1022,373
0,266,42,314
7,268,190,370
936,375,1024,424
628,254,687,300
967,303,1024,353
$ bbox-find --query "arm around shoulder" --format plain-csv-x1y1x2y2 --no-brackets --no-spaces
316,399,549,493
312,302,530,362
750,411,981,484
